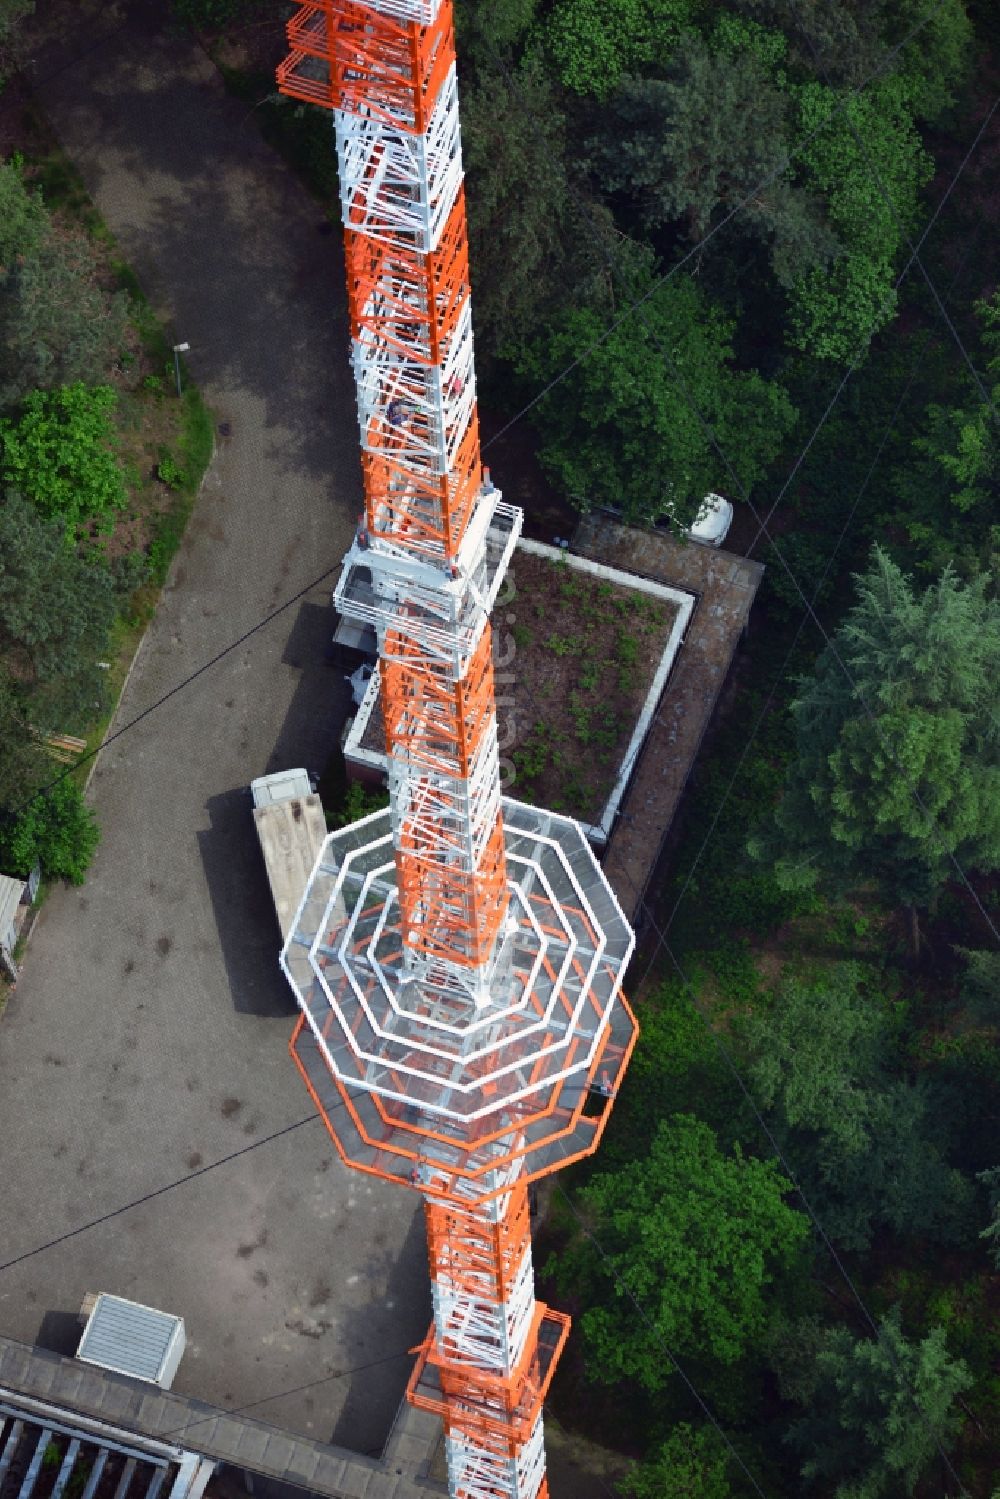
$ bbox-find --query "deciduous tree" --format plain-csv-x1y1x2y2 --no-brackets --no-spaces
541,0,698,99
520,261,795,524
790,77,932,361
552,1112,808,1386
620,1424,733,1499
0,775,99,885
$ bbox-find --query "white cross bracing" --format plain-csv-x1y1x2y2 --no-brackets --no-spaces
278,4,637,1495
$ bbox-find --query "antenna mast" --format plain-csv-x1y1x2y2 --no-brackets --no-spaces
277,6,637,1495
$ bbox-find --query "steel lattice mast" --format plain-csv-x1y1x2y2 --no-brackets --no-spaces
276,6,637,1497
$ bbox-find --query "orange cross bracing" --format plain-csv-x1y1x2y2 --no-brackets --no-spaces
276,2,637,1495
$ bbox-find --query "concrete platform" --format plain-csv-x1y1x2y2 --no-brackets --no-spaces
0,1338,444,1499
573,516,764,919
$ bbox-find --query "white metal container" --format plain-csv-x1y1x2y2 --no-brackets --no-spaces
76,1294,186,1390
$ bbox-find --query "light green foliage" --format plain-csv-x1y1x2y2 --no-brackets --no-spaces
790,78,932,361
520,263,796,523
761,547,1000,910
710,11,788,67
553,1113,808,1385
329,779,389,829
0,775,98,885
0,490,116,730
541,0,699,100
0,384,127,535
741,963,888,1156
784,1306,971,1497
620,1423,733,1499
892,0,974,121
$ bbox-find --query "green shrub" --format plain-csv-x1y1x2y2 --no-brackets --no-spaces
156,452,185,490
0,383,126,536
329,779,389,829
0,776,99,885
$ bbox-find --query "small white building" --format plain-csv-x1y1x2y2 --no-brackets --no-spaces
77,1295,186,1391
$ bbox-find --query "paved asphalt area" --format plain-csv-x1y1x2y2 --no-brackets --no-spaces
0,0,431,1454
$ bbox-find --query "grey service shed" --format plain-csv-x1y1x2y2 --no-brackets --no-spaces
76,1295,186,1391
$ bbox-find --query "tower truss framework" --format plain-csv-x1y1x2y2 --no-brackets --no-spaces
277,5,637,1497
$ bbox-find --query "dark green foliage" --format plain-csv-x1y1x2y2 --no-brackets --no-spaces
0,0,33,87
329,779,390,829
552,1113,809,1385
0,775,99,885
519,262,796,524
758,547,1000,911
739,963,973,1249
0,490,116,730
884,292,1000,576
170,0,268,25
601,976,742,1166
461,58,603,360
977,1165,1000,1269
727,0,972,115
0,165,128,409
741,963,889,1156
0,667,45,815
781,1306,971,1496
455,0,540,70
805,1077,973,1251
590,32,839,290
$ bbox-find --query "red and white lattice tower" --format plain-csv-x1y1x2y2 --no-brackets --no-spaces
276,6,637,1496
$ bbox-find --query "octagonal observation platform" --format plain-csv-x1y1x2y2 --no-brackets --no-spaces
281,800,637,1208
